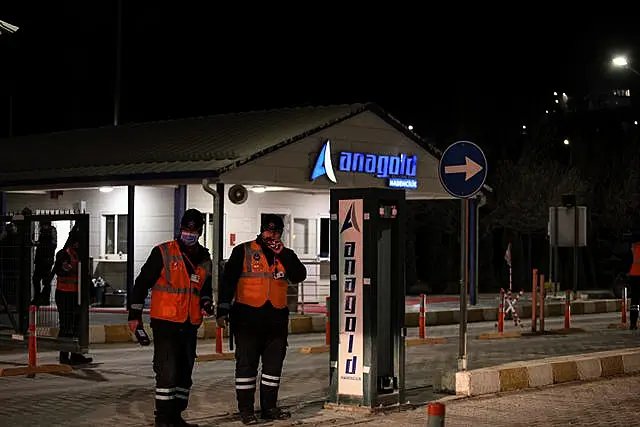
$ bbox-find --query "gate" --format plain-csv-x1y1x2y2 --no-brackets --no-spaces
0,211,90,354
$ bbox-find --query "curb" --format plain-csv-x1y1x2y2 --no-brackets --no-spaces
32,299,622,344
440,346,640,397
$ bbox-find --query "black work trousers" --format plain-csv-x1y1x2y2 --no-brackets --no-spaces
233,320,288,415
32,261,53,305
55,289,80,338
151,319,199,423
629,276,640,329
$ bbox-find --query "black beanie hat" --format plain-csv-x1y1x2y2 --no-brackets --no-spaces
261,214,284,233
181,208,204,233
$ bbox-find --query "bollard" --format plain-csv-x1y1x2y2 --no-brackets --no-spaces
325,296,330,346
419,293,426,339
622,286,628,325
498,289,505,333
28,305,37,373
564,289,571,329
215,327,223,354
427,402,445,427
531,269,538,332
539,273,545,332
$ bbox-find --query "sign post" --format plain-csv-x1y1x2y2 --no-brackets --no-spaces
438,141,488,371
327,188,406,409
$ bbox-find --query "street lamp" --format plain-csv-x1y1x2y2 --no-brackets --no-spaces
612,55,640,76
563,139,570,145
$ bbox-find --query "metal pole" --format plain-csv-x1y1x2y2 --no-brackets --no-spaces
126,186,135,303
573,206,579,292
469,197,477,306
458,198,468,371
113,0,123,126
201,179,220,297
553,207,559,285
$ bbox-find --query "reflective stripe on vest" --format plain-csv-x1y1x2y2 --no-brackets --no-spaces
235,241,288,309
57,247,79,292
631,243,640,276
149,241,211,325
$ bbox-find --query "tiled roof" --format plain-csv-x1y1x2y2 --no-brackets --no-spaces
0,102,442,189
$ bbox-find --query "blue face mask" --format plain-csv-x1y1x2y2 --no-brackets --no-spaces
180,231,199,246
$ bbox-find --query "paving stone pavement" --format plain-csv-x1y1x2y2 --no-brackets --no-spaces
348,375,640,426
0,317,638,426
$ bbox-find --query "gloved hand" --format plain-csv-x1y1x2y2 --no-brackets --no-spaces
216,303,230,328
201,298,215,317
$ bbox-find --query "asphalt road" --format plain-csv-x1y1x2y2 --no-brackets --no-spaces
0,312,638,426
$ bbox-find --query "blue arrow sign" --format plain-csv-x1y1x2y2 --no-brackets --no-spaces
439,141,488,198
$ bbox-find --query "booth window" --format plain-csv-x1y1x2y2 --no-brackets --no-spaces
104,214,128,254
293,218,317,257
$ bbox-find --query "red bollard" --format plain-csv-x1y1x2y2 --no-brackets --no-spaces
28,305,37,370
325,296,330,346
419,293,426,339
539,274,545,332
622,286,628,325
498,289,505,333
427,402,445,427
564,289,571,329
215,327,223,354
531,269,538,332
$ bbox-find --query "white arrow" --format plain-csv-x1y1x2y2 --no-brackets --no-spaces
444,156,483,181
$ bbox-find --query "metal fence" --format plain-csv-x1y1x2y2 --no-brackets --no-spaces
288,260,330,315
0,211,90,354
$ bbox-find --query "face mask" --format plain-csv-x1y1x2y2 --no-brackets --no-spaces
180,231,199,246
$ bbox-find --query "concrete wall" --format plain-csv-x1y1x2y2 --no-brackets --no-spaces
187,185,329,261
5,186,174,288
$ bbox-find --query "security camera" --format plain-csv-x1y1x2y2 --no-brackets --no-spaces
0,20,19,35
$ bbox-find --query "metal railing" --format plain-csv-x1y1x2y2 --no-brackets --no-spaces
288,259,330,315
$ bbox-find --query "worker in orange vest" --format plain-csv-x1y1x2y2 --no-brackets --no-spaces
216,214,307,425
128,209,214,427
53,224,93,365
629,239,640,330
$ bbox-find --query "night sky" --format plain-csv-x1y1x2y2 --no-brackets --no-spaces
1,5,639,151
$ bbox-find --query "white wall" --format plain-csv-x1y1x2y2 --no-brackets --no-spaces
187,184,329,261
5,186,174,285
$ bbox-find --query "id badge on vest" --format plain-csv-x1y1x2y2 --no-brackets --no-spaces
190,273,201,283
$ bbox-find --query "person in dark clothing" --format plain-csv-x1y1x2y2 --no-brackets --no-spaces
0,223,19,307
216,214,307,425
128,208,214,427
624,234,640,330
53,223,93,365
32,221,57,306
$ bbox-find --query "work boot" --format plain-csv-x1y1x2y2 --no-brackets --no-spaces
69,353,93,365
261,407,291,420
240,412,259,425
59,351,70,364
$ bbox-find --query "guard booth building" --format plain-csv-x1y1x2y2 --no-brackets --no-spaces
0,103,453,311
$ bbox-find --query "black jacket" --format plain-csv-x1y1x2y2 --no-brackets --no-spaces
217,236,307,324
127,240,213,322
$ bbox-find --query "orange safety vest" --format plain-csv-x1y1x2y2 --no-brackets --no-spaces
630,243,640,277
150,240,211,325
57,247,79,292
236,241,288,309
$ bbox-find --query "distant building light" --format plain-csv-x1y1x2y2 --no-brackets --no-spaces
555,99,559,104
545,110,549,114
408,125,414,131
522,125,526,129
554,92,558,96
563,139,570,145
635,121,638,125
